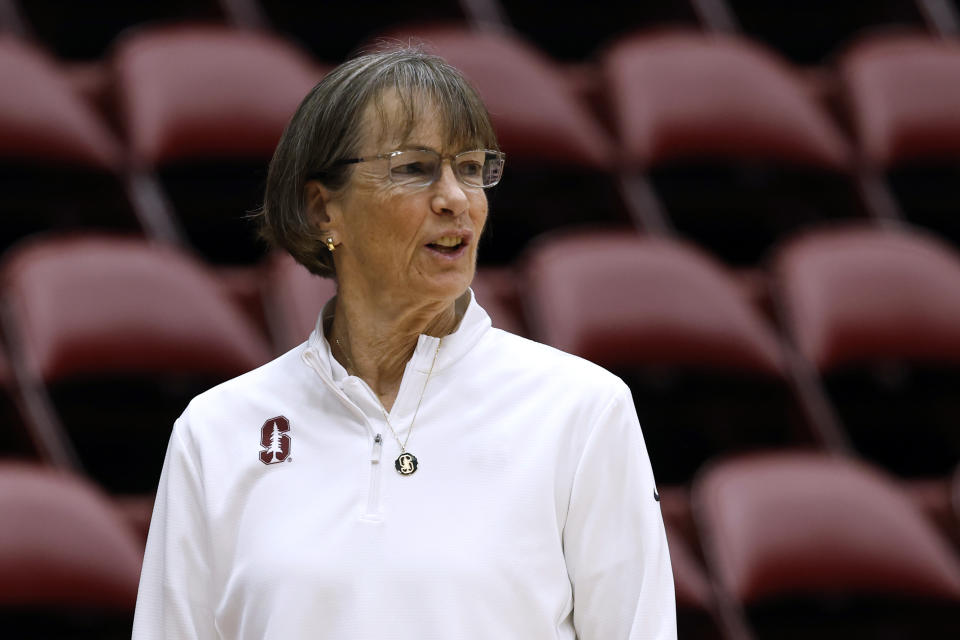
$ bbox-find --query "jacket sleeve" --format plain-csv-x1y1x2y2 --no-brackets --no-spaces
563,382,677,640
132,414,218,640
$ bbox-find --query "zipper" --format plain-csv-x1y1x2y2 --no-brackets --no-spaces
303,348,385,522
362,433,383,521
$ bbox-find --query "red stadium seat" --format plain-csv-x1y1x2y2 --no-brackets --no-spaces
0,461,141,638
840,34,960,245
0,36,136,252
693,452,960,640
524,232,783,372
381,25,622,264
602,30,861,265
262,252,525,355
772,225,960,478
0,38,120,169
605,32,850,171
522,230,833,483
0,235,273,501
113,25,327,264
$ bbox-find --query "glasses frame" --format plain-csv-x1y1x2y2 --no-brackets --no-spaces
330,148,506,189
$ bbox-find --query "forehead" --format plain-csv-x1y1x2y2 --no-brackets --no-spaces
359,88,476,153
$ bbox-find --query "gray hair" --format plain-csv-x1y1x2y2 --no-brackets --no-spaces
259,47,499,278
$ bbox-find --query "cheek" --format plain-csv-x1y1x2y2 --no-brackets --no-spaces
348,187,404,240
470,192,489,230
377,194,433,263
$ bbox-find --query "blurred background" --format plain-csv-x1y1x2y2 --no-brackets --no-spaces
1,1,960,638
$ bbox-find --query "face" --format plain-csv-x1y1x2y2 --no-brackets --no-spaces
318,92,489,309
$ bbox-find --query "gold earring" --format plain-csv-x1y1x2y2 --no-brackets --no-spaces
325,237,336,252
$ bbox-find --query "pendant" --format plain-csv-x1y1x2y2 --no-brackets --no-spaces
395,452,418,475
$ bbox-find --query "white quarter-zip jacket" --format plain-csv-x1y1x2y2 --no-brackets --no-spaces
132,292,676,640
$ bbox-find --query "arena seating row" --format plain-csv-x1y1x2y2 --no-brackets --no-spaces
2,456,958,638
0,226,958,637
2,25,960,269
3,454,959,639
271,223,960,479
3,0,959,64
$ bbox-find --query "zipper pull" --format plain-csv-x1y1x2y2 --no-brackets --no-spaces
371,433,382,463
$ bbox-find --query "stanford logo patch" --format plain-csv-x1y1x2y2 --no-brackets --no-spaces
259,416,291,465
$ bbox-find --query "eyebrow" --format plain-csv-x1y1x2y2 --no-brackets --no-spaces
389,144,485,155
395,143,435,152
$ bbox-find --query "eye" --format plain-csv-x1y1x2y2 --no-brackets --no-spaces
391,161,431,176
457,160,484,177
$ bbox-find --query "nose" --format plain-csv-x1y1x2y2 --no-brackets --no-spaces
430,160,469,216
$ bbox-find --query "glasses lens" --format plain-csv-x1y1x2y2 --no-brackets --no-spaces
455,150,505,187
453,151,486,187
388,150,439,187
482,151,504,187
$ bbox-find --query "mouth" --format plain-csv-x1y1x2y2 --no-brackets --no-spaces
425,231,472,257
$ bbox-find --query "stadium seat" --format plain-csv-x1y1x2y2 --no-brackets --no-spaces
113,25,327,264
0,36,136,254
0,461,141,638
522,230,834,484
602,30,862,265
381,25,622,265
840,34,960,246
0,234,273,500
262,252,525,355
693,452,960,639
772,225,960,478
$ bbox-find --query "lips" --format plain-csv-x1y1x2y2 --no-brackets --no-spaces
428,236,464,252
425,230,472,254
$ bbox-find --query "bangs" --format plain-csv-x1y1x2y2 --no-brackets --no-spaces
368,58,498,152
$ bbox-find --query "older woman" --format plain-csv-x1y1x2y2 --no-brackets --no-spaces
133,49,675,639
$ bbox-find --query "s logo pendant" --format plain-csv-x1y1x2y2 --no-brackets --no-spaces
395,452,418,475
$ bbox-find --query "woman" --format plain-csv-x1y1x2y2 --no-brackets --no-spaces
133,48,675,639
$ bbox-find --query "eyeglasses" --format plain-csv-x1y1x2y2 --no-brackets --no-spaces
333,148,506,189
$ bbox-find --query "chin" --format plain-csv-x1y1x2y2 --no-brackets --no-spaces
420,271,474,303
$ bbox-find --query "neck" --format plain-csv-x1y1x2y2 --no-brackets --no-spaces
329,287,461,411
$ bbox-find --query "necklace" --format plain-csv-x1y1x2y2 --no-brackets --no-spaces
334,336,442,476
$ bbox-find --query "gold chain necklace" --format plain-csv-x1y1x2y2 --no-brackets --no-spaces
335,336,442,476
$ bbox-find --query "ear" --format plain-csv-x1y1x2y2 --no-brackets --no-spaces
305,180,347,239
